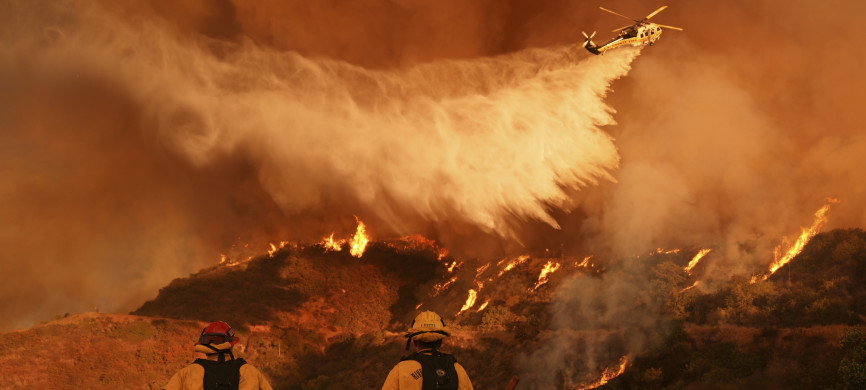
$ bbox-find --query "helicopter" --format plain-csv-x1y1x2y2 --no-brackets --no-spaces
582,5,682,55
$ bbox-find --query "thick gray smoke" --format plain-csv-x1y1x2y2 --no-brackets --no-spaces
0,0,638,330
517,1,866,386
3,5,866,387
518,261,666,389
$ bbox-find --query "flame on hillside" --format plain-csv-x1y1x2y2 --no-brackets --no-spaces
684,249,712,274
477,300,490,312
656,248,680,255
755,198,840,281
321,233,344,252
219,255,253,267
457,289,478,315
575,356,628,390
433,275,459,296
679,281,699,293
268,241,290,257
577,256,592,267
317,217,369,256
349,217,369,258
498,255,530,277
476,263,491,278
533,260,561,290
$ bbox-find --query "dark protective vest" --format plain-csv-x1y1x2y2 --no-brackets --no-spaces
401,350,459,390
193,358,247,390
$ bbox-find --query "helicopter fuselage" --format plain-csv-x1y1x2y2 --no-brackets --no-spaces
585,23,664,55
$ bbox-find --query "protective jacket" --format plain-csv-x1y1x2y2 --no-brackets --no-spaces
381,349,473,390
163,343,273,390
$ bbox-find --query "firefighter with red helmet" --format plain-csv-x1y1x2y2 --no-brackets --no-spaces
382,311,473,390
164,321,273,390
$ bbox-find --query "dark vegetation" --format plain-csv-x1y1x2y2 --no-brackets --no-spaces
3,229,866,389
599,228,866,390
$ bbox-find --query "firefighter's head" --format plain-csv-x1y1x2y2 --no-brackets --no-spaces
405,311,450,350
195,321,238,352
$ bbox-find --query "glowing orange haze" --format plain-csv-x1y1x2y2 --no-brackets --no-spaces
2,0,866,343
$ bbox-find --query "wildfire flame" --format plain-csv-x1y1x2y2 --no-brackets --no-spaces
268,241,290,257
758,198,839,281
684,249,712,274
498,255,530,277
349,217,369,258
476,262,491,278
533,260,561,290
219,255,253,267
457,289,478,315
577,256,592,267
575,356,628,390
476,300,490,312
679,281,700,293
447,261,461,273
656,248,680,255
432,275,459,296
320,233,344,252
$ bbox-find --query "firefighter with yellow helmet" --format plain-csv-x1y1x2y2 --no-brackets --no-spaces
382,311,473,390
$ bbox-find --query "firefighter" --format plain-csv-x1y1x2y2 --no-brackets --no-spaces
382,311,473,390
164,321,273,390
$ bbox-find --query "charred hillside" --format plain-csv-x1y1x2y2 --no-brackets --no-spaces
132,241,444,333
4,229,866,389
683,228,866,329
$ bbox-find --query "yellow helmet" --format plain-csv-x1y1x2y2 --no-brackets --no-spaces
405,311,451,349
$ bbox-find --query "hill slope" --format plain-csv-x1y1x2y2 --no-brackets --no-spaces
3,229,866,389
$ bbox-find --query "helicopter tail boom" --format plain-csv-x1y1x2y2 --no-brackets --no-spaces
582,31,601,55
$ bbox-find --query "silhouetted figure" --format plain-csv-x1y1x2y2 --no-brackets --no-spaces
164,321,272,390
382,311,473,390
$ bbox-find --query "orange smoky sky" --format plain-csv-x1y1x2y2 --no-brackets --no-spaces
1,0,865,330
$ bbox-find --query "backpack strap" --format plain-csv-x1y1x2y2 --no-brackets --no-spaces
400,351,459,390
194,358,247,390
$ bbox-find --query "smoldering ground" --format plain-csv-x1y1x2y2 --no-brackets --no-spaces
2,1,866,386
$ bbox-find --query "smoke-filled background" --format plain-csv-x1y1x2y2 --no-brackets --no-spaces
1,0,865,359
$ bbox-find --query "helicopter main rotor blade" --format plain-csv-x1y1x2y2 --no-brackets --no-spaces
645,5,668,20
611,24,633,32
656,23,683,31
599,7,637,22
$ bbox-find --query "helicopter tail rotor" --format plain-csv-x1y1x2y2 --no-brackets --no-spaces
581,31,597,47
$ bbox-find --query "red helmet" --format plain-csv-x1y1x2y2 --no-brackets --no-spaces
196,321,238,346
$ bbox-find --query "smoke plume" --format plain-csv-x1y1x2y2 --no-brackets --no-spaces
518,260,667,389
0,0,637,330
2,3,866,385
